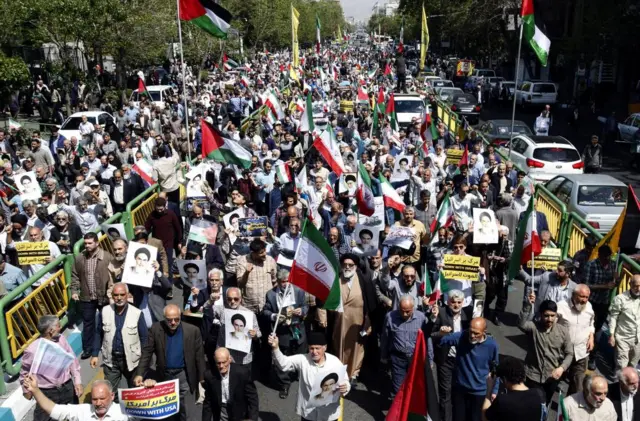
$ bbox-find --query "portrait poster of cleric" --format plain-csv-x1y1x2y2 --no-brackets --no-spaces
224,309,254,354
121,241,158,288
15,171,42,201
472,208,499,244
102,223,127,242
308,364,348,408
176,259,207,292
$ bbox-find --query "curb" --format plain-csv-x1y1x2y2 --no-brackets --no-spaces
0,332,82,421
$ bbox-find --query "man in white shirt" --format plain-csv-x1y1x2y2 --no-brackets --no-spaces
23,376,129,421
564,375,617,421
610,367,640,421
268,332,350,421
556,284,595,395
450,182,480,231
78,115,95,145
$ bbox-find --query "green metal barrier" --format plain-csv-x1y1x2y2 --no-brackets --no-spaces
617,254,640,295
72,213,123,256
0,255,70,393
535,185,569,245
562,212,604,259
122,184,160,239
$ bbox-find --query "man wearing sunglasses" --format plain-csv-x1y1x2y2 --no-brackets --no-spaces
443,236,486,314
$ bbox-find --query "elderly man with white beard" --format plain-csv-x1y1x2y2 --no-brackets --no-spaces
556,284,595,395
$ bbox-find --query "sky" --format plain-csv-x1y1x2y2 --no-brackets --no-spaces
340,0,377,23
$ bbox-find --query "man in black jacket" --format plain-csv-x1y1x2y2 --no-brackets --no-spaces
109,165,145,213
134,304,206,421
609,366,640,421
202,347,259,421
395,53,407,93
429,290,473,421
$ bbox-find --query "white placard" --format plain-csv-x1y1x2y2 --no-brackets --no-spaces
15,171,42,201
382,226,415,249
224,310,254,354
308,363,348,408
176,259,207,292
472,208,499,244
121,242,158,288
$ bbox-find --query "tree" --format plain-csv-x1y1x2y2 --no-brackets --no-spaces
0,53,30,104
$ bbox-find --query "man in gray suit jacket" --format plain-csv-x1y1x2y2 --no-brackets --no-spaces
520,260,577,312
261,268,308,398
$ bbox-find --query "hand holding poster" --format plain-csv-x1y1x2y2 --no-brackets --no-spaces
446,149,464,165
472,208,499,244
15,241,50,265
29,338,76,379
308,364,348,408
225,310,254,354
121,242,158,288
526,247,562,269
188,219,218,245
238,217,268,238
382,226,415,249
443,254,481,281
119,379,179,420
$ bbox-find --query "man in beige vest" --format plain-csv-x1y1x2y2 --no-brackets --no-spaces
90,283,148,394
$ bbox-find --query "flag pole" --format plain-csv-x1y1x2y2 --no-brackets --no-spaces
176,0,192,162
272,282,292,333
508,19,524,159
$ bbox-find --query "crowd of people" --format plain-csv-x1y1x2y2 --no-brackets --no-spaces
0,37,638,421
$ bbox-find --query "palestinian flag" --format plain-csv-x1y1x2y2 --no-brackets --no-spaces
508,197,542,279
299,93,315,135
290,219,341,310
223,53,239,71
386,93,399,132
367,67,377,79
377,87,386,116
316,15,322,54
137,78,150,99
275,162,293,184
521,0,550,66
179,0,233,40
201,120,252,168
386,329,440,421
356,163,375,216
379,174,405,212
429,192,453,243
313,128,346,177
384,62,392,78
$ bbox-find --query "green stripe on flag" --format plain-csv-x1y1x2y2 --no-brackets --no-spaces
302,220,342,310
192,14,228,39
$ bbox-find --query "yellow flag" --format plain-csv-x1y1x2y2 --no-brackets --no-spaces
337,25,343,44
590,205,626,260
292,5,300,68
420,5,429,70
289,65,300,83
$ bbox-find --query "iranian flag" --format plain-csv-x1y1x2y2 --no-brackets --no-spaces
386,329,440,421
295,165,309,192
223,53,239,71
356,163,375,216
201,120,252,168
429,192,453,243
508,197,542,279
240,75,251,88
424,269,446,306
377,87,386,117
290,220,342,310
275,163,292,184
264,91,285,120
312,128,346,177
179,0,233,39
137,78,150,99
521,0,550,66
316,15,322,54
379,174,405,212
299,93,315,135
357,87,368,102
132,159,156,187
8,119,22,131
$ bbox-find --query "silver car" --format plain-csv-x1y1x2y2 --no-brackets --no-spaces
544,174,627,234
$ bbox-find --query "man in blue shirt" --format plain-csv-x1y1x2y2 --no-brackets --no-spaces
440,317,500,421
0,255,29,306
255,160,275,216
124,102,139,125
228,89,248,127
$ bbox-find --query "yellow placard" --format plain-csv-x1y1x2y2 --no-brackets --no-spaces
443,254,481,281
15,241,50,265
526,247,562,269
446,148,464,165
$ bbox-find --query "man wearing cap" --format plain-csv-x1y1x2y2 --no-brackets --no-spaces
269,331,350,421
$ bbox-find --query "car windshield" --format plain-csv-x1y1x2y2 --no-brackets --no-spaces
61,116,97,130
532,147,580,162
497,125,531,135
577,185,627,206
394,100,425,113
133,91,162,102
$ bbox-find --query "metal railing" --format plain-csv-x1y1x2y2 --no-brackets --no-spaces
5,268,69,360
72,212,123,256
0,255,71,393
535,185,567,243
616,255,640,295
122,185,159,238
562,213,603,259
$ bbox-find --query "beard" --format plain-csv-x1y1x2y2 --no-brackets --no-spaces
115,254,126,262
342,269,356,279
573,301,586,312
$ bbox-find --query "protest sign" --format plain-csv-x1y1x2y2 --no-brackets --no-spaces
526,247,562,269
121,242,158,288
446,149,464,165
186,197,210,211
358,197,384,228
308,363,348,408
238,217,268,238
102,224,127,241
382,226,414,249
29,339,76,379
188,219,218,245
443,254,481,281
119,379,179,420
16,241,50,265
225,310,254,354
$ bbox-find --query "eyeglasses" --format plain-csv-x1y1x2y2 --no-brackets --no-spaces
343,263,355,269
227,297,240,302
165,317,180,322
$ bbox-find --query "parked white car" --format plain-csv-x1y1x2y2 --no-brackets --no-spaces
617,113,640,142
499,135,583,182
58,111,115,142
129,85,175,110
515,81,558,108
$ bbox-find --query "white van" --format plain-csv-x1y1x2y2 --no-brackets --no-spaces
130,85,175,110
516,82,558,108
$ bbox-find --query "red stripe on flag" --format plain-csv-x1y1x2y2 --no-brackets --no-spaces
313,136,344,177
201,120,224,157
179,0,206,20
289,261,330,301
